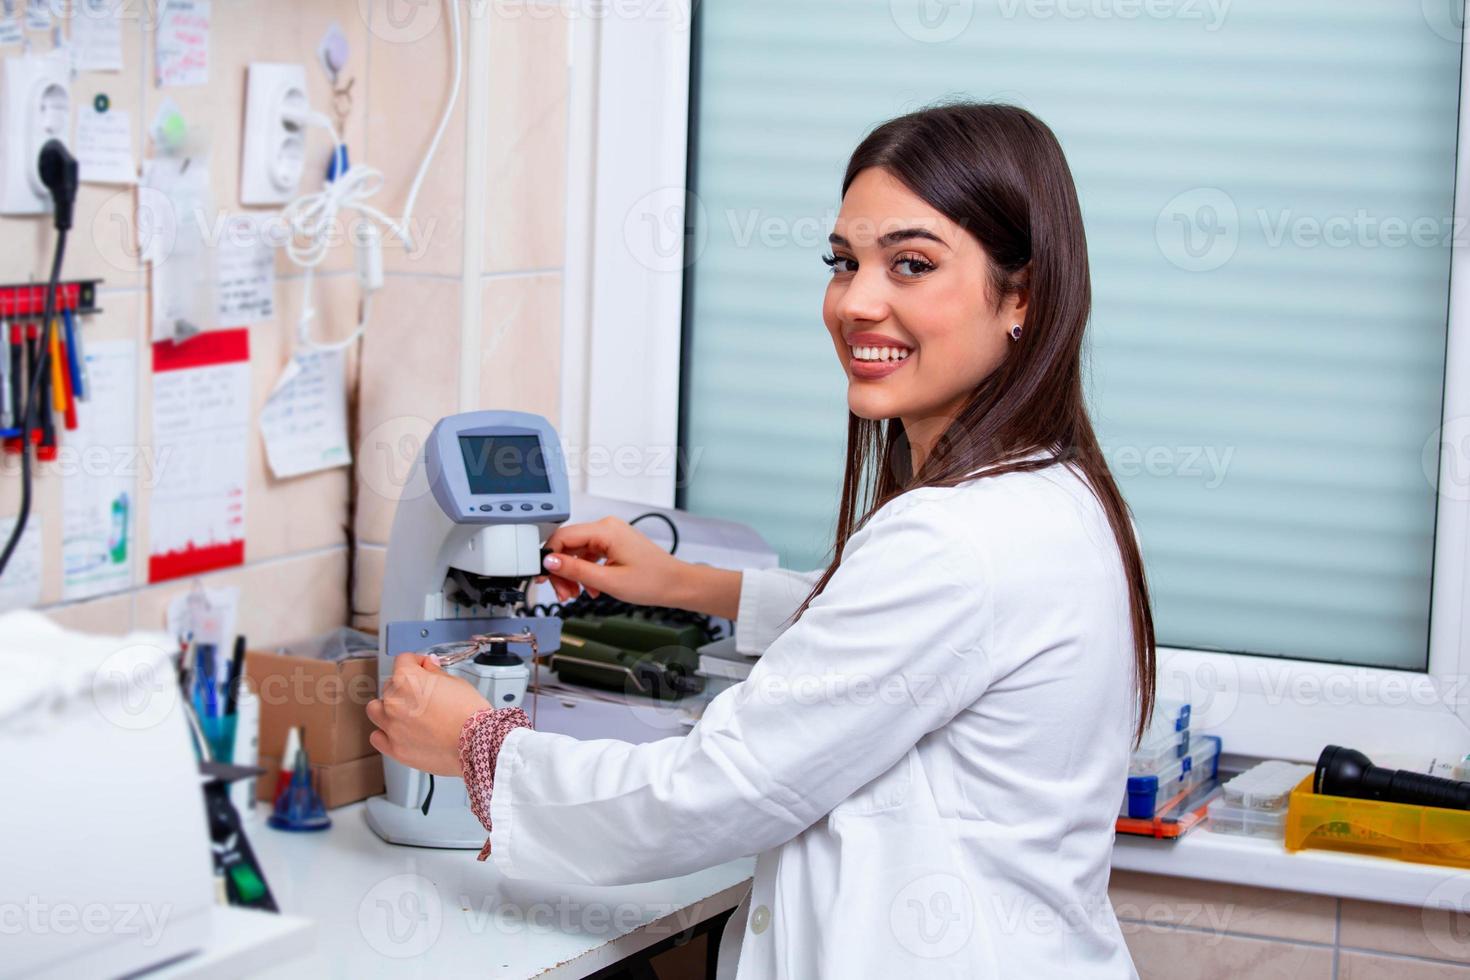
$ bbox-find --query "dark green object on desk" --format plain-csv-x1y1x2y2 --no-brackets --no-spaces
550,615,705,701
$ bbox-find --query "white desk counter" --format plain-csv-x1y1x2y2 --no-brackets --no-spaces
248,804,753,979
246,693,752,978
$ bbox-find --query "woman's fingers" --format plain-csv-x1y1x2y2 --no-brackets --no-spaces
543,552,613,594
544,521,614,557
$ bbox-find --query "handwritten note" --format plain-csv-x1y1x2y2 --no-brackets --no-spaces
0,517,42,612
155,0,210,88
63,340,137,601
215,214,276,327
259,350,351,479
147,329,249,583
71,0,125,72
25,0,49,31
77,107,135,184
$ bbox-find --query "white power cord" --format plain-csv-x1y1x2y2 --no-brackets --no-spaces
279,0,463,353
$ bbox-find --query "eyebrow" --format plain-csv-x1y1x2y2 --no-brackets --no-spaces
827,228,949,249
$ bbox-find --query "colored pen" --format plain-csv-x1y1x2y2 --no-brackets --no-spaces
51,320,76,431
4,323,22,451
225,635,246,715
24,323,39,446
61,308,83,401
48,321,65,416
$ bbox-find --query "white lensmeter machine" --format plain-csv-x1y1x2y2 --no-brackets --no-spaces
365,410,567,847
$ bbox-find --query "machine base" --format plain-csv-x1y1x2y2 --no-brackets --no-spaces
364,794,490,849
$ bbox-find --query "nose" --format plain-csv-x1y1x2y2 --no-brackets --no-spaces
833,267,890,325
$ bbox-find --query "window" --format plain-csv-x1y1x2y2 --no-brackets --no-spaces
677,0,1460,672
575,0,1470,758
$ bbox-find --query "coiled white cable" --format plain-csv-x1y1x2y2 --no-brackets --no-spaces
280,0,463,352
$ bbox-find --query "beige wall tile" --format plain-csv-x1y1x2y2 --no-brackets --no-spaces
364,0,468,277
352,543,385,632
0,17,145,286
134,546,349,649
140,0,369,282
1122,927,1333,980
353,275,460,544
477,273,561,421
483,6,568,274
1341,899,1470,963
1109,871,1336,945
42,593,134,634
1340,951,1470,979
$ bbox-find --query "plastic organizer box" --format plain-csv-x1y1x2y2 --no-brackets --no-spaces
1120,734,1220,820
1206,760,1314,839
1284,775,1470,869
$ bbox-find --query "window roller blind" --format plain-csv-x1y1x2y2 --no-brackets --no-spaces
682,0,1459,669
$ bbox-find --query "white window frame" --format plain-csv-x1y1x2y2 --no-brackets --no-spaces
571,3,1470,762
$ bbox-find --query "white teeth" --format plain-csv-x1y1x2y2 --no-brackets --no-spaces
850,345,910,362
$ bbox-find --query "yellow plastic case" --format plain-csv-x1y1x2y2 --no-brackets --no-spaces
1285,776,1470,868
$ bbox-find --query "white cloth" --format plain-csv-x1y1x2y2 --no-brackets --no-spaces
491,461,1139,978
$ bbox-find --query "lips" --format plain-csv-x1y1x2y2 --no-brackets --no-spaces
845,332,913,381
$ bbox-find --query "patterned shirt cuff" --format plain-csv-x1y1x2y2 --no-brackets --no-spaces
457,705,532,861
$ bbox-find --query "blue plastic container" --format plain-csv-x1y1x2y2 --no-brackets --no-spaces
1121,734,1221,819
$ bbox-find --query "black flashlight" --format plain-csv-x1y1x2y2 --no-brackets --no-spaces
1315,745,1470,811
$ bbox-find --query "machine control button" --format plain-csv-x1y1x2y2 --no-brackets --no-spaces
479,504,493,511
540,503,553,510
520,503,534,511
500,504,513,511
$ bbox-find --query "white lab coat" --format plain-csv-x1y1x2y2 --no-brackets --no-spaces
490,460,1139,978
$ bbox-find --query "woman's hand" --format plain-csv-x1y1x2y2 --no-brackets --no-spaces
539,516,690,605
540,516,743,619
366,654,490,777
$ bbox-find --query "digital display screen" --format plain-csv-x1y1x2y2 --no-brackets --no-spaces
458,435,551,495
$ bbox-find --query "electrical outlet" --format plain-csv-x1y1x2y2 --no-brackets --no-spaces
241,62,310,206
1,49,71,216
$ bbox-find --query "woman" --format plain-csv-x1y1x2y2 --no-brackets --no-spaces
368,102,1155,978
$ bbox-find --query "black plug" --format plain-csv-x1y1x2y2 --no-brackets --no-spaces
37,139,79,233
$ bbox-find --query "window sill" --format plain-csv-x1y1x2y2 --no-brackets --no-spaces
1113,825,1466,910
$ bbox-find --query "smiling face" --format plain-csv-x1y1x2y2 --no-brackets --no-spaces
822,168,1025,459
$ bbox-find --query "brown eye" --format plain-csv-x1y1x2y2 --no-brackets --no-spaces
893,254,935,277
823,253,858,275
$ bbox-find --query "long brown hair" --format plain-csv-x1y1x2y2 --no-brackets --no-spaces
796,101,1156,743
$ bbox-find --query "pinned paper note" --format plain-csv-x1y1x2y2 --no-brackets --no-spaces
62,339,138,601
165,584,238,647
147,329,249,583
215,214,276,327
141,155,215,342
71,0,124,72
25,0,48,31
0,15,22,46
259,349,351,479
77,106,135,184
155,0,210,88
0,517,42,612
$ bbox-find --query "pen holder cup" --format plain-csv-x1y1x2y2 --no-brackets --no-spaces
200,713,238,764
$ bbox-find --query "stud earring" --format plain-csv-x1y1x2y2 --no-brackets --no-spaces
1009,323,1023,341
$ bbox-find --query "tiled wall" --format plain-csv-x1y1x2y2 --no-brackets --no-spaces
351,3,568,632
7,1,375,645
14,2,569,646
1112,871,1470,978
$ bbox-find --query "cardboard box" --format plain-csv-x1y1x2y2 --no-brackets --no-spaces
244,649,378,767
257,752,385,810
